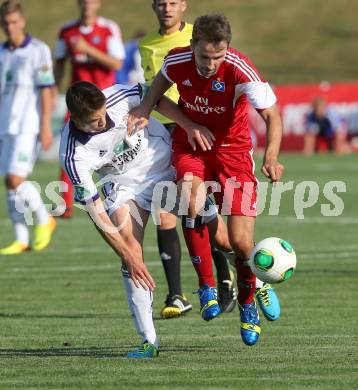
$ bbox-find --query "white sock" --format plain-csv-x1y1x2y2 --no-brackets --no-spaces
255,278,264,289
7,190,29,245
122,266,159,347
16,181,49,225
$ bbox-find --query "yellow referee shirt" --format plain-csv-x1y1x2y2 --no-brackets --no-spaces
139,22,193,124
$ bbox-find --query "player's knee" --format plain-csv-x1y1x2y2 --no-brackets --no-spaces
214,231,231,252
5,175,25,190
230,238,254,259
158,212,177,230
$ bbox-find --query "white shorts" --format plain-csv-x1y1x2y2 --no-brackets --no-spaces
103,130,175,216
0,133,38,177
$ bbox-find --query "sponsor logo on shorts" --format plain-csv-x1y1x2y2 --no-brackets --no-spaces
191,256,201,264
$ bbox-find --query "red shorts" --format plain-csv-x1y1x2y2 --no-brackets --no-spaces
173,146,257,216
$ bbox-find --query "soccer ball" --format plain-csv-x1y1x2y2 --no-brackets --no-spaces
249,237,296,284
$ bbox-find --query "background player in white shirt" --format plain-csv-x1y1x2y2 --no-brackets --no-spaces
60,80,212,358
0,1,56,255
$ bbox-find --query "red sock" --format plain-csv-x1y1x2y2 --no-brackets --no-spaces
60,168,74,212
182,219,215,288
235,257,256,304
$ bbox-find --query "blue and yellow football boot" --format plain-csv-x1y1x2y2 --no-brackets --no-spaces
195,284,221,321
255,283,281,321
239,301,261,346
126,341,159,358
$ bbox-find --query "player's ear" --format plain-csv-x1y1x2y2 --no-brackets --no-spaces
181,0,187,12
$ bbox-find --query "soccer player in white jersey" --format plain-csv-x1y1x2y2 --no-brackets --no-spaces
0,1,56,255
59,80,212,358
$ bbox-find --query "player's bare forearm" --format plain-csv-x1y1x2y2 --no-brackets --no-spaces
156,96,193,128
86,45,123,70
143,72,172,114
86,199,133,259
39,87,53,150
260,105,284,181
156,96,216,151
86,199,155,290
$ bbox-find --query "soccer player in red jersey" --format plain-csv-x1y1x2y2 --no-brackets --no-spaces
128,14,284,346
54,0,125,217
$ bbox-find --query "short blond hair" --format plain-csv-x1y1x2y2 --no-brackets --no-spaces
0,1,23,20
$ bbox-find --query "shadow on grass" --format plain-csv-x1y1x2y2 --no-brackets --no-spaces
0,345,215,358
0,346,128,358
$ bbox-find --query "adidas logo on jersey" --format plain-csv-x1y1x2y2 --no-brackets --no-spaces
182,79,192,86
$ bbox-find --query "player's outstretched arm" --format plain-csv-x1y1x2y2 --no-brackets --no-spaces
86,199,156,291
156,96,216,151
127,72,172,134
260,104,284,182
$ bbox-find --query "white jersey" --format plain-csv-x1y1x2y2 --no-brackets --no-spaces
0,35,55,136
59,84,174,210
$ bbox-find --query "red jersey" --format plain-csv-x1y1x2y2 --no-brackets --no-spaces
162,46,276,152
54,17,125,89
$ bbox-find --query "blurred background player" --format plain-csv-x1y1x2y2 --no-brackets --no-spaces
139,0,237,317
0,0,56,255
128,13,284,345
54,0,125,218
115,30,146,85
304,96,352,156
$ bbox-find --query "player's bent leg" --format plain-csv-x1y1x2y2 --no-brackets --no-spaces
1,175,32,255
110,202,159,357
179,176,219,320
228,216,260,346
207,213,237,313
12,179,56,252
157,212,192,319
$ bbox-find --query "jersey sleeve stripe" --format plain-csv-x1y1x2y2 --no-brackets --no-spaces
225,58,260,82
106,91,140,109
226,52,261,82
163,54,192,65
161,67,174,84
65,135,81,184
106,85,139,104
164,50,192,60
70,135,81,184
163,57,192,73
64,134,76,183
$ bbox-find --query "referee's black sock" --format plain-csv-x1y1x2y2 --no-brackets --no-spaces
157,227,182,296
211,245,232,284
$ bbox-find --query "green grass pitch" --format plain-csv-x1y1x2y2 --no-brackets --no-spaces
0,154,357,389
